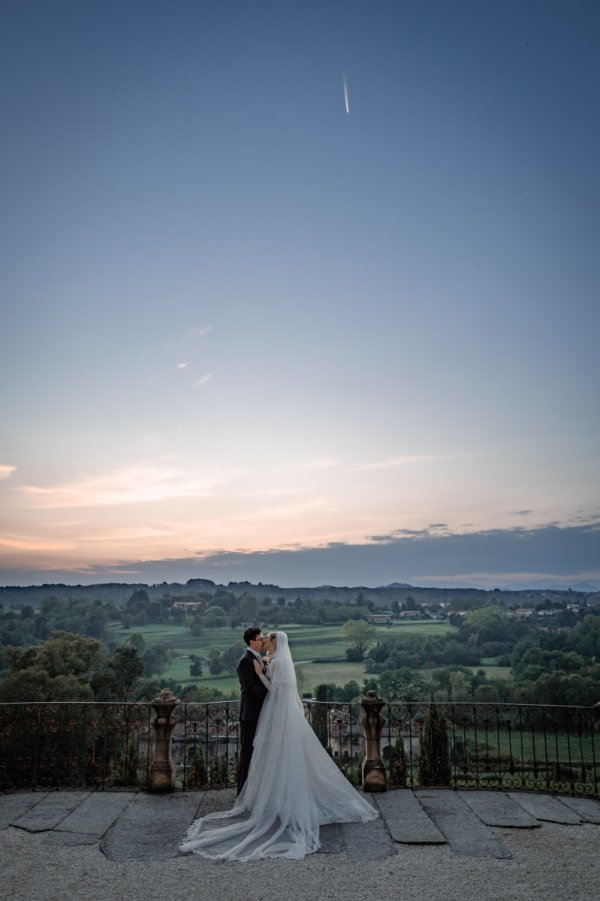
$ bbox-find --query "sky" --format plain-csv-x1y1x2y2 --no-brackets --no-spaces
1,0,599,590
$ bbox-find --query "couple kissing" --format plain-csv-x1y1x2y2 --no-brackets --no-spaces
180,627,377,861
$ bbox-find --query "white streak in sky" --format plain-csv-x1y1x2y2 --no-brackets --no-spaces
183,325,213,341
342,72,350,114
194,372,213,388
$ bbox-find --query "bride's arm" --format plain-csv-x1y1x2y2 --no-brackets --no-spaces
253,658,271,689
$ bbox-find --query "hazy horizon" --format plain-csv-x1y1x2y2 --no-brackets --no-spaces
1,520,598,592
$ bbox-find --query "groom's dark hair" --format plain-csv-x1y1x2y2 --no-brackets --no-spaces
243,627,262,646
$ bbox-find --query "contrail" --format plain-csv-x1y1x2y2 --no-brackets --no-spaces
342,71,350,114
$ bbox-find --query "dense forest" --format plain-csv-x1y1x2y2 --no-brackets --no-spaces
0,580,599,707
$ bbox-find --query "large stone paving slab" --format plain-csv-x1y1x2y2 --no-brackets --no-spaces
318,823,344,853
557,795,600,824
374,790,446,844
0,793,48,829
508,792,581,824
458,791,540,828
102,792,204,861
55,791,135,837
44,830,104,847
12,791,91,832
339,811,395,861
5,787,600,865
416,790,510,859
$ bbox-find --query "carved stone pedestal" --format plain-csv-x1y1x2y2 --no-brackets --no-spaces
361,690,387,792
149,689,180,792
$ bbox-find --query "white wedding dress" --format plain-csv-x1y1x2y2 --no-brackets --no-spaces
180,631,377,861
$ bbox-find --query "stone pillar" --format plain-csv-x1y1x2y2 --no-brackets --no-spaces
149,689,180,792
360,690,387,792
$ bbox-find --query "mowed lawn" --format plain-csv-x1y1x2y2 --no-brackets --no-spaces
108,618,457,696
476,665,512,680
295,661,369,695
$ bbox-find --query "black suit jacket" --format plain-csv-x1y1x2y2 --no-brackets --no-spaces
237,649,268,723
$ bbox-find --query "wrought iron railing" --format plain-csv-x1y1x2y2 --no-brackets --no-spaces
382,701,600,797
175,701,240,790
173,700,365,790
1,698,598,796
0,701,155,791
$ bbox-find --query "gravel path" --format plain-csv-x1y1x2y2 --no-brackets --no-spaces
1,789,599,901
2,822,599,901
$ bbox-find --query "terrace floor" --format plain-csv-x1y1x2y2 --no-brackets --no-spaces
2,788,599,900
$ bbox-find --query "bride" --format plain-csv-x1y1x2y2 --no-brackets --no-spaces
180,630,377,861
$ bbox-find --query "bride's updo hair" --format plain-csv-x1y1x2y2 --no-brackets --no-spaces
266,631,277,647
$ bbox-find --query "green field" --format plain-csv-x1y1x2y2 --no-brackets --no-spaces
108,618,457,696
476,665,512,680
295,661,367,695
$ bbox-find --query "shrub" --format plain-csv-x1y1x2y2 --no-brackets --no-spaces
418,702,451,786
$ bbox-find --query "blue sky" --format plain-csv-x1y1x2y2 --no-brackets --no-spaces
1,0,599,589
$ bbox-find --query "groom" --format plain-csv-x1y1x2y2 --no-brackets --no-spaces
236,627,268,794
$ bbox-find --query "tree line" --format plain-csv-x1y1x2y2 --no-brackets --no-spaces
1,587,599,707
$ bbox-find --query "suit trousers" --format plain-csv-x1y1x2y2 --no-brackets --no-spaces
237,718,258,795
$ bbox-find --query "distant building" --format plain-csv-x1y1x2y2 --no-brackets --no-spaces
512,608,534,619
367,613,392,625
398,610,422,619
172,601,203,612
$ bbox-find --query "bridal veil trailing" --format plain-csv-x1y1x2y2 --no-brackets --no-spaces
180,631,377,861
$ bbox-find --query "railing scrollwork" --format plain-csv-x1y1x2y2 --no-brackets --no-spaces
0,697,597,797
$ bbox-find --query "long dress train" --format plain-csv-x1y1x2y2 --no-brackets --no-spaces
180,631,377,861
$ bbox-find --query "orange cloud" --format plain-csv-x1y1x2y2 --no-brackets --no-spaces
0,533,74,552
19,462,231,509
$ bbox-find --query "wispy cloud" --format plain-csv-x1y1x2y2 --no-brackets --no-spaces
570,509,600,525
348,455,441,472
19,462,224,509
183,325,213,341
176,362,189,370
244,487,304,499
0,533,74,552
194,372,213,388
80,527,169,542
302,457,339,471
368,528,431,542
0,464,16,480
299,454,441,474
168,324,214,356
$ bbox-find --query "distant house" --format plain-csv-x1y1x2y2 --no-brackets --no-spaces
172,601,203,612
512,608,534,619
367,613,392,625
398,610,422,619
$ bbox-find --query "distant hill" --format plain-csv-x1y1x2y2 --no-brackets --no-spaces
1,579,598,609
